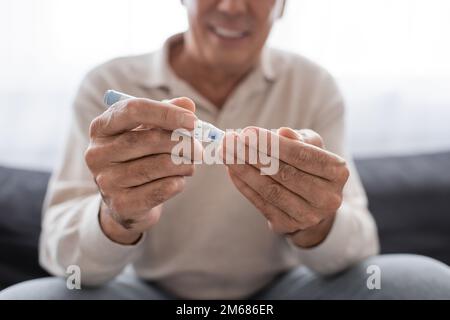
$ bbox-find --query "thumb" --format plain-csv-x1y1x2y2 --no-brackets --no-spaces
277,127,301,141
278,127,324,148
164,97,196,113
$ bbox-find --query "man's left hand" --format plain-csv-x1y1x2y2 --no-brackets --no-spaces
221,127,350,248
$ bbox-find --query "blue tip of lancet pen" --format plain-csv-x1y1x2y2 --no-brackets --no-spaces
103,90,225,143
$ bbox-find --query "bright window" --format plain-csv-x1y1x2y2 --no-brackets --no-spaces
1,0,449,169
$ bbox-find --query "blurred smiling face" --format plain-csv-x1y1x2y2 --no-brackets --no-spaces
182,0,284,72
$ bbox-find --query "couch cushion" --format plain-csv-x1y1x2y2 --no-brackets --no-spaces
355,152,450,265
0,166,50,288
0,151,449,289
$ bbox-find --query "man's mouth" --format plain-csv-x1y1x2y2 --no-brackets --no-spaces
209,26,250,40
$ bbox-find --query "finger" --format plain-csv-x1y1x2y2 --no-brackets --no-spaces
227,169,299,234
218,131,247,165
98,154,195,189
240,127,345,181
91,128,202,164
225,158,323,230
232,131,332,208
109,176,186,217
166,97,196,113
90,98,197,137
104,97,196,132
277,127,300,140
278,127,324,148
105,203,162,231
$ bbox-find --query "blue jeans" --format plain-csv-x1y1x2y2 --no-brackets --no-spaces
1,254,449,299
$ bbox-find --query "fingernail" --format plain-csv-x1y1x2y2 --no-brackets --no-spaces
178,112,197,130
279,127,303,141
242,127,257,135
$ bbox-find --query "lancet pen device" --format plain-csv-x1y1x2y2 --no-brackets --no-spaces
104,90,225,143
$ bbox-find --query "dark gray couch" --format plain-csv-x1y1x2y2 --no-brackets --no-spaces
1,151,449,289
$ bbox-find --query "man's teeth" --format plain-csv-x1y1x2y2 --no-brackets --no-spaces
213,27,246,39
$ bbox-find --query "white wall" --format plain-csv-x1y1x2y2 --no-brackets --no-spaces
1,0,450,170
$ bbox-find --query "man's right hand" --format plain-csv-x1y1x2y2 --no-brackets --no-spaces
85,97,200,245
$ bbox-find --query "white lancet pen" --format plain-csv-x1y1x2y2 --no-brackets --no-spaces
103,90,225,143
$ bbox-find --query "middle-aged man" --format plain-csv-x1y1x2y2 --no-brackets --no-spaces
1,0,450,299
